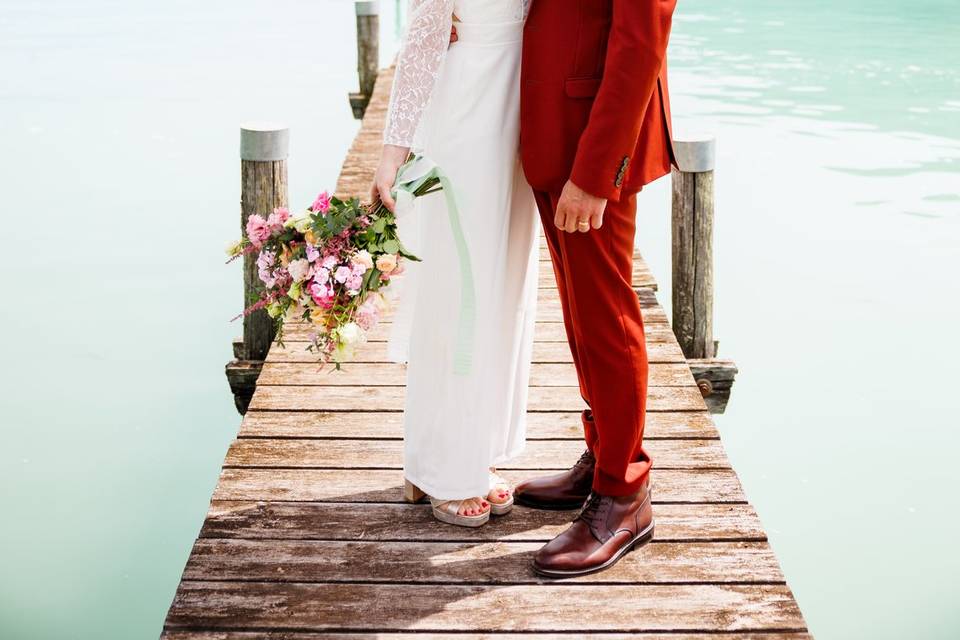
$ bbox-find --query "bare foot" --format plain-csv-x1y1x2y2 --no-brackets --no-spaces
457,497,490,517
488,467,513,505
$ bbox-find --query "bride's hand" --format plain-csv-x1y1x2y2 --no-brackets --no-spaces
371,144,410,212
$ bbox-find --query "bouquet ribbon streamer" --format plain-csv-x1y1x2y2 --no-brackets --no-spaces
392,155,476,375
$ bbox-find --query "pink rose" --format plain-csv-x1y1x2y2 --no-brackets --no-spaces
312,191,331,214
245,215,271,247
321,255,337,270
267,207,289,231
313,267,330,284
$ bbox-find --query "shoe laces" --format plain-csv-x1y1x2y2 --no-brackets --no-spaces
574,449,594,468
576,492,610,536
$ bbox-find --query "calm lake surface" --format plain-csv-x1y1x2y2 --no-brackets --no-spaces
1,1,958,637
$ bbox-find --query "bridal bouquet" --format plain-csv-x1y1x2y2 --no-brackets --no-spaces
227,161,443,367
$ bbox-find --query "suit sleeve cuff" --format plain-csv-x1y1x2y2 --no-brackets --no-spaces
571,155,625,203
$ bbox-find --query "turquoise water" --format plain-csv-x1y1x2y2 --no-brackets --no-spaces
0,0,957,638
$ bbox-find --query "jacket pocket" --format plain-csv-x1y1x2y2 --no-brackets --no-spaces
565,77,602,99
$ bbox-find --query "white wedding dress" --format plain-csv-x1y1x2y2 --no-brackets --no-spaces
385,0,539,500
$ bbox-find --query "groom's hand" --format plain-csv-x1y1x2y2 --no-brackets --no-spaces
555,180,608,233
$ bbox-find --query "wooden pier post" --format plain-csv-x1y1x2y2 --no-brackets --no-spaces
671,135,738,413
349,1,380,119
671,135,716,360
226,123,289,414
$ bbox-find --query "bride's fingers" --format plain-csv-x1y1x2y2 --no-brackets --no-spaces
377,179,397,212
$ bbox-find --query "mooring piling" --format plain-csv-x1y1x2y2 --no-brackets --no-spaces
671,135,738,412
349,0,381,119
671,134,717,360
226,123,290,414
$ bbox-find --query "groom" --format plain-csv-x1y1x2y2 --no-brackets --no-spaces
515,0,678,577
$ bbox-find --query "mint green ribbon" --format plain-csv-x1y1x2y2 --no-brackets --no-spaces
393,155,475,375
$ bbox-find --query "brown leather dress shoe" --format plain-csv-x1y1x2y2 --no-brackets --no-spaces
514,449,595,510
532,482,654,578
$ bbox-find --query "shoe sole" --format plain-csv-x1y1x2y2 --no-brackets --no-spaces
431,505,491,528
514,494,588,511
489,496,514,516
532,521,655,578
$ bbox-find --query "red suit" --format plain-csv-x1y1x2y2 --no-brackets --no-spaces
520,0,677,496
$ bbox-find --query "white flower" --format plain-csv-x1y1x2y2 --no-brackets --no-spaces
331,321,365,363
287,258,310,283
337,322,365,346
284,209,310,230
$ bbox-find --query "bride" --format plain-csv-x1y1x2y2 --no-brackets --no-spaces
371,0,537,527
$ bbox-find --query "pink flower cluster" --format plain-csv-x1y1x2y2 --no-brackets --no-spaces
232,185,419,368
246,207,290,248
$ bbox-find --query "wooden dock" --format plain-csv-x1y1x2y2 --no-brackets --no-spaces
163,68,808,638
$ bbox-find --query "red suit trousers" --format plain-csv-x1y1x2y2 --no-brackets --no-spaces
534,190,651,496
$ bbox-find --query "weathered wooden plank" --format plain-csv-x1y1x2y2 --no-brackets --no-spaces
165,582,805,632
238,410,719,440
265,338,687,364
335,66,392,197
182,539,783,584
163,633,812,640
279,319,677,343
211,468,746,503
200,502,763,542
223,438,728,470
248,385,706,412
256,362,695,388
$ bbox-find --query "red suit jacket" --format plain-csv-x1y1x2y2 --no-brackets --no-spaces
520,0,677,201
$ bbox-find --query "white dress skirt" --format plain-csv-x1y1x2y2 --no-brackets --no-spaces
387,1,539,501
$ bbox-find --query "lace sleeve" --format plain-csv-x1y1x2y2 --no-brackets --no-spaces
383,0,456,148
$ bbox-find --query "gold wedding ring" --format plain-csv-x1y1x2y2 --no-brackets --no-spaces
577,220,590,231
